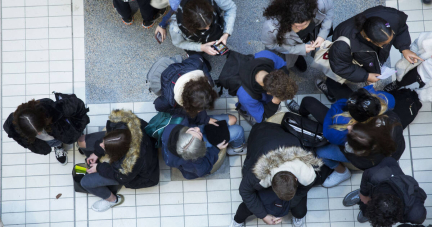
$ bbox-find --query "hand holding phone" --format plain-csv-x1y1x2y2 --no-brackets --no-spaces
212,43,229,55
155,32,163,44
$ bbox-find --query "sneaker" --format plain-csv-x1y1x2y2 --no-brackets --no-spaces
322,167,351,188
75,142,84,155
343,189,361,206
54,145,68,165
229,219,244,227
286,100,300,114
292,216,305,227
294,56,307,72
383,81,400,92
227,144,247,155
237,109,257,126
315,78,336,103
357,210,369,223
142,19,157,29
122,17,133,26
423,0,431,4
91,194,124,212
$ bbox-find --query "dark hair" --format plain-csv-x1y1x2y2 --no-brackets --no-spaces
347,115,396,157
182,0,214,34
272,171,298,201
366,193,404,227
263,69,298,101
13,99,52,143
355,15,393,44
103,129,132,164
181,76,218,118
264,0,318,45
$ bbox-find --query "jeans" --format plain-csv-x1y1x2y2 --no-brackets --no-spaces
316,144,349,169
113,0,160,22
325,78,354,100
199,114,245,148
81,173,119,199
46,139,62,147
299,96,330,124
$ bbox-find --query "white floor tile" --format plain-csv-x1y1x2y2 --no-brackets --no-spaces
137,218,161,227
89,220,112,227
399,0,423,10
26,199,50,212
161,204,184,216
208,202,231,215
161,216,184,227
3,40,26,51
26,211,50,224
208,214,231,226
184,203,208,216
2,200,26,213
3,0,25,7
207,179,230,191
49,5,71,16
2,213,26,225
27,17,49,28
137,206,161,218
184,191,207,204
2,7,25,18
113,219,137,227
27,39,49,50
185,215,209,227
306,210,330,223
136,194,160,206
160,192,183,205
113,206,137,219
207,191,231,203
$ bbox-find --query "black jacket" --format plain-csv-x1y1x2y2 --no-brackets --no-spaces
360,157,427,224
96,110,159,189
3,93,90,155
329,6,410,82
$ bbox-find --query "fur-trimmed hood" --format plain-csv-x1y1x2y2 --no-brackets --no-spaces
253,146,323,187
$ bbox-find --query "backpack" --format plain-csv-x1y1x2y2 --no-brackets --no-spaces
146,55,183,96
144,112,184,148
217,50,254,96
389,88,422,129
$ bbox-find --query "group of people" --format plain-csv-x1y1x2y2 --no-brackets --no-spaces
4,0,432,227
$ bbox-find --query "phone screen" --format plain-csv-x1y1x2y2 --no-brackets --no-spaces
213,43,229,55
155,32,162,44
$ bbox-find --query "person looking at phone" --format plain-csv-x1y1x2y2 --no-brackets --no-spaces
261,0,334,73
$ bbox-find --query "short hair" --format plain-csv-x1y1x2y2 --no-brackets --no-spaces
272,171,298,201
263,70,298,101
365,193,404,227
176,127,207,161
104,129,132,164
181,76,218,118
182,0,214,34
13,99,52,143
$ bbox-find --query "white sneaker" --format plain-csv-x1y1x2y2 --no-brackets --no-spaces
91,194,124,212
292,216,305,227
229,219,243,227
54,145,68,165
322,167,351,188
227,144,247,156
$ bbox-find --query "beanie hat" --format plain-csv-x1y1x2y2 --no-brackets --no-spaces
203,120,230,147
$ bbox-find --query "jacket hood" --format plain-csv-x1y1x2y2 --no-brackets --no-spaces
253,146,323,187
173,70,206,106
239,57,274,100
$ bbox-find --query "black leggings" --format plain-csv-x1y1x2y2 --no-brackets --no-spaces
299,97,330,125
397,66,425,88
113,0,160,22
325,78,354,100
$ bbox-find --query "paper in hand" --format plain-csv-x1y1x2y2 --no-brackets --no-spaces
377,66,396,80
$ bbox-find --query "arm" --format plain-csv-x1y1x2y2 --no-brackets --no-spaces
190,110,211,126
329,42,369,82
180,146,219,179
215,0,237,35
254,50,286,70
154,96,187,116
360,169,372,196
322,100,349,146
239,172,268,219
260,20,306,56
392,11,411,53
237,87,277,123
317,0,334,39
169,18,202,52
158,9,175,28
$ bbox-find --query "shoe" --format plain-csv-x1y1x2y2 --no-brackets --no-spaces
142,19,157,29
357,210,369,223
237,109,257,126
75,142,84,155
294,56,307,72
292,216,305,227
227,144,247,155
383,81,401,92
423,0,431,4
322,167,351,188
54,145,68,165
91,194,124,212
122,17,133,25
155,7,169,19
315,78,336,103
229,219,244,227
286,100,300,114
343,189,360,206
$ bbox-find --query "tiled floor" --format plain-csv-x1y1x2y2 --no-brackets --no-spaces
1,0,432,226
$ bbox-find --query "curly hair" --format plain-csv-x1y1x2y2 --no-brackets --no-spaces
365,193,404,227
13,99,52,143
103,129,132,164
264,0,318,45
182,0,214,34
263,69,298,101
181,76,218,118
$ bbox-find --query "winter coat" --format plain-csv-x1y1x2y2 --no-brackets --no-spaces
261,0,334,56
360,157,427,224
169,0,237,52
240,122,322,219
329,6,411,82
341,110,405,170
95,110,160,189
396,32,432,102
153,54,213,125
3,93,90,155
236,50,286,123
323,85,395,146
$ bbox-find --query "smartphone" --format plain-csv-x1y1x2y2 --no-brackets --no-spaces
155,32,162,44
212,42,229,55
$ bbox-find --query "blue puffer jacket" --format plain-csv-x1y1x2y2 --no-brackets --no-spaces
323,85,396,145
153,54,213,125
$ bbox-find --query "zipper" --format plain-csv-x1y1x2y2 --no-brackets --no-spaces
359,50,382,68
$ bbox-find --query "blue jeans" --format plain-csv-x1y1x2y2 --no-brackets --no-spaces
199,114,245,148
46,139,62,147
81,173,119,199
316,144,349,169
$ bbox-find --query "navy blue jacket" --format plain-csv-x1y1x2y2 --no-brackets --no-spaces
258,187,290,217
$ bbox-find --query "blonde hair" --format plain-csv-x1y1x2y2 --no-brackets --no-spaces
176,127,207,161
331,94,388,131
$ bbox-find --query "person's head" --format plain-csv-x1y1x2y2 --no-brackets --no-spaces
272,171,298,201
346,115,396,157
176,126,207,161
182,0,214,34
355,15,394,48
263,69,298,101
100,129,132,164
181,76,218,118
347,88,386,122
13,99,52,143
264,0,318,45
365,193,404,227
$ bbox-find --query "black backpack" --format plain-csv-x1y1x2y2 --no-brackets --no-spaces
390,89,422,129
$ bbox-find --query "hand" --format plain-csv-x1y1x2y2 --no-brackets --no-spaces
262,215,277,225
201,41,218,55
305,44,316,53
155,26,167,43
359,193,371,204
208,118,219,126
272,217,282,224
216,33,229,45
271,96,281,104
216,140,229,149
87,163,98,174
367,73,380,83
402,49,424,64
87,153,98,165
311,37,325,48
